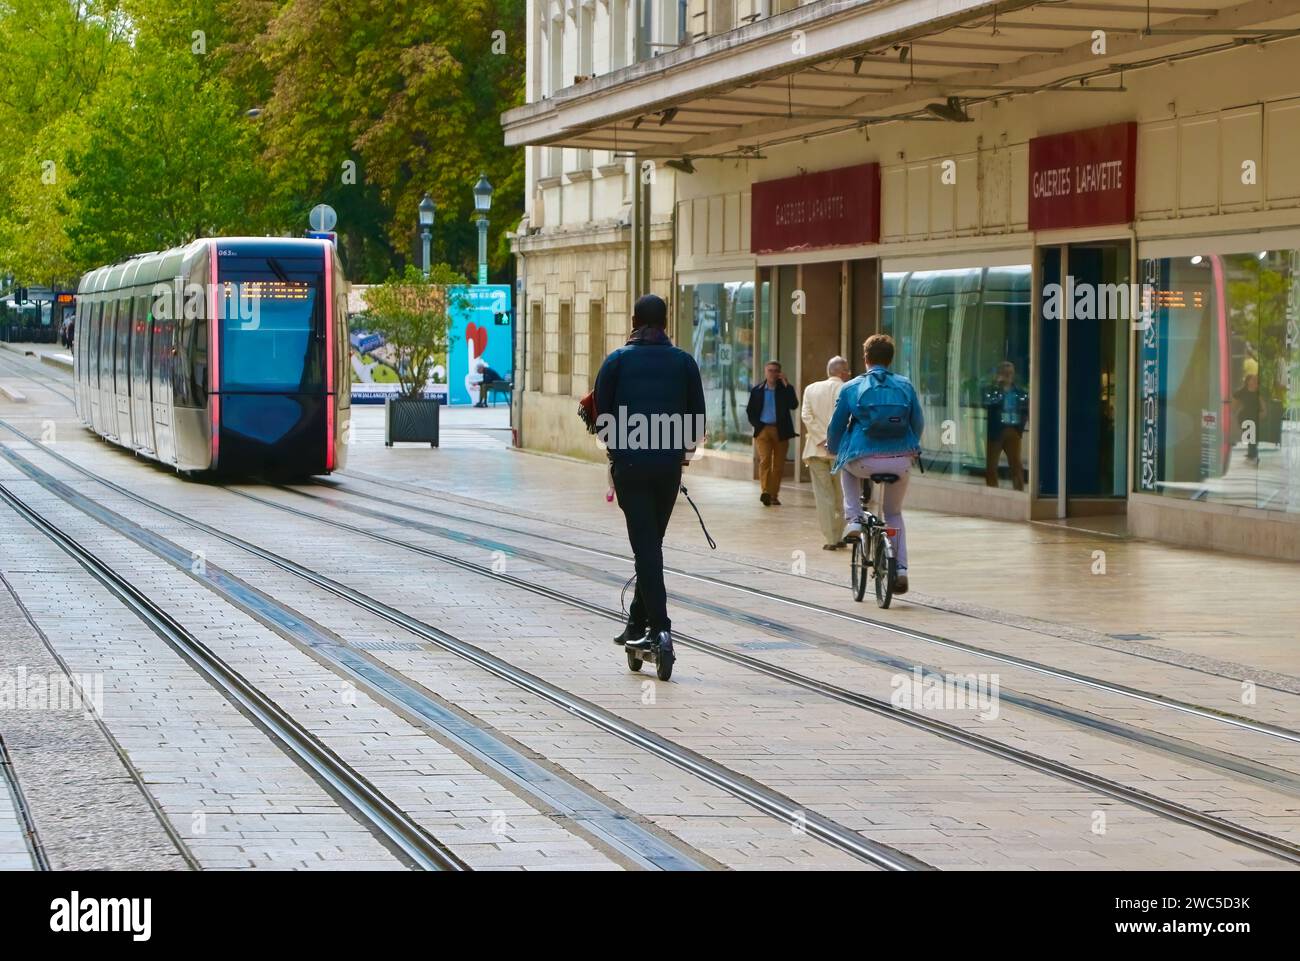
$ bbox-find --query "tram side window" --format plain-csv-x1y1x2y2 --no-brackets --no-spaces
99,300,116,390
86,300,100,388
132,292,151,390
172,315,208,408
152,313,174,405
115,294,133,395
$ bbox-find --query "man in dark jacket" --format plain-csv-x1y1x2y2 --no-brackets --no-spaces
474,359,505,407
746,361,798,505
593,293,706,659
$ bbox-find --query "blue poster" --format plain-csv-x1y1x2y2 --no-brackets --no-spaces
448,285,513,406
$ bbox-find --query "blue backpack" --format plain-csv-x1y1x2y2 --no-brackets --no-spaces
856,370,912,440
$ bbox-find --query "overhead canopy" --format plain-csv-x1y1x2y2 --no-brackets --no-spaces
502,0,1300,159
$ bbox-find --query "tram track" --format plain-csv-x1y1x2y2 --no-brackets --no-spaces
3,397,1299,865
0,732,48,870
277,481,1300,800
0,436,923,871
0,350,76,405
0,475,468,872
329,470,1300,725
5,430,1282,866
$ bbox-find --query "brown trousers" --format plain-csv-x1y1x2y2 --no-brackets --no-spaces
754,424,789,497
985,426,1025,490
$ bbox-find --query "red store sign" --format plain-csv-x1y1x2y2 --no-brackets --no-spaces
751,162,880,254
1028,121,1137,231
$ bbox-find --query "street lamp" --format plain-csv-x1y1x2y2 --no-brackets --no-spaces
418,193,436,279
473,174,493,285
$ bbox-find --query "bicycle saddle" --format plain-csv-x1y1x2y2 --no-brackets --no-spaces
869,473,900,483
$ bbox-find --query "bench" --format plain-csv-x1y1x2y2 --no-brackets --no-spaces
481,379,512,407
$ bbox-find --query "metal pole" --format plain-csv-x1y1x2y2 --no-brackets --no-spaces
639,163,652,296
421,229,431,280
477,216,489,285
630,156,643,299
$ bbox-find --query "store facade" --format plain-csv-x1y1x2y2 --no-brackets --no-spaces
504,1,1300,560
668,40,1300,557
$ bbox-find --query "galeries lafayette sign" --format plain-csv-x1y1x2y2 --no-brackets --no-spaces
1028,121,1137,231
751,162,880,253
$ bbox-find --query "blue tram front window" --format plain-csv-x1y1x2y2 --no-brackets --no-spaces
218,256,324,392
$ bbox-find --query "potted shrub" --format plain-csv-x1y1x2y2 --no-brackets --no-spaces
362,265,467,447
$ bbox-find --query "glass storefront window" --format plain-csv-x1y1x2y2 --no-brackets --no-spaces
882,265,1032,487
1136,250,1300,513
677,280,757,451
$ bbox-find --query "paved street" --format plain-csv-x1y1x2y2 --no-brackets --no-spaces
0,348,1297,872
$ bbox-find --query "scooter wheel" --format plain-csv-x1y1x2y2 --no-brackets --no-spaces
626,649,643,672
655,653,674,682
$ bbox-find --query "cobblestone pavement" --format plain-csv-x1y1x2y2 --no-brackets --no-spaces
0,354,1296,870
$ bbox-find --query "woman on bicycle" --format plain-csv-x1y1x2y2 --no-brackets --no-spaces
826,334,924,595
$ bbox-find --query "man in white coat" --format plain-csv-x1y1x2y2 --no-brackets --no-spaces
801,356,851,549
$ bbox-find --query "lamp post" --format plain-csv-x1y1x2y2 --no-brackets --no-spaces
418,193,436,279
473,174,493,285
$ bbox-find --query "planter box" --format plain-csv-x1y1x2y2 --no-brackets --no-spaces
385,397,440,447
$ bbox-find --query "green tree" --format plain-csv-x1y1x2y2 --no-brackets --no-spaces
362,263,467,399
66,35,276,267
248,0,525,281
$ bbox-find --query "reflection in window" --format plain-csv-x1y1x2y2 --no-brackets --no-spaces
1137,251,1299,513
677,281,755,450
883,266,1032,486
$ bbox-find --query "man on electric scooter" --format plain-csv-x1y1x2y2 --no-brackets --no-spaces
593,293,707,658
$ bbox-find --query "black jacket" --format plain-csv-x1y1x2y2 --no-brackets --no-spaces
593,327,706,466
746,381,799,441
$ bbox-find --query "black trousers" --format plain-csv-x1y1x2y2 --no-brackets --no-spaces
612,460,681,633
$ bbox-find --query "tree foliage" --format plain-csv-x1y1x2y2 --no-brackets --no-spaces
0,0,524,287
362,263,467,400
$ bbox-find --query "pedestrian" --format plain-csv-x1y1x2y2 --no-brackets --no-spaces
801,356,850,550
593,293,706,655
1233,367,1266,466
982,361,1028,489
746,360,798,505
827,334,924,595
474,359,505,407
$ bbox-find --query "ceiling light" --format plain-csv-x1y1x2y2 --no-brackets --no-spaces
665,157,696,174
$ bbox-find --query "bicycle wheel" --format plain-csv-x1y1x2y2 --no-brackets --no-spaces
850,537,868,602
873,534,896,609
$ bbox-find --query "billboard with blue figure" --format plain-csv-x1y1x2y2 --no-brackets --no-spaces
448,284,512,406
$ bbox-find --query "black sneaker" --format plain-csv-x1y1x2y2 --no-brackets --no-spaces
760,492,771,506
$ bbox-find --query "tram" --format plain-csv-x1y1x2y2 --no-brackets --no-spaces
73,237,349,476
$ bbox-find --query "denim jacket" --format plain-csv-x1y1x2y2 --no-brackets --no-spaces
826,366,924,472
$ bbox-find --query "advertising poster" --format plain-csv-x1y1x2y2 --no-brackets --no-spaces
448,284,513,406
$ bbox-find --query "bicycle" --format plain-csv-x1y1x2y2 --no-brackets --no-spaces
846,472,900,608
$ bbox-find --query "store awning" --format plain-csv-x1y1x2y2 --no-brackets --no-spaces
501,0,1300,159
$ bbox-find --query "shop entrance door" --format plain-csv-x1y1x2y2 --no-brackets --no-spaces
1036,241,1131,519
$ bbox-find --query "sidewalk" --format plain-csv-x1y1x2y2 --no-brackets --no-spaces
0,341,73,371
346,422,1300,682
